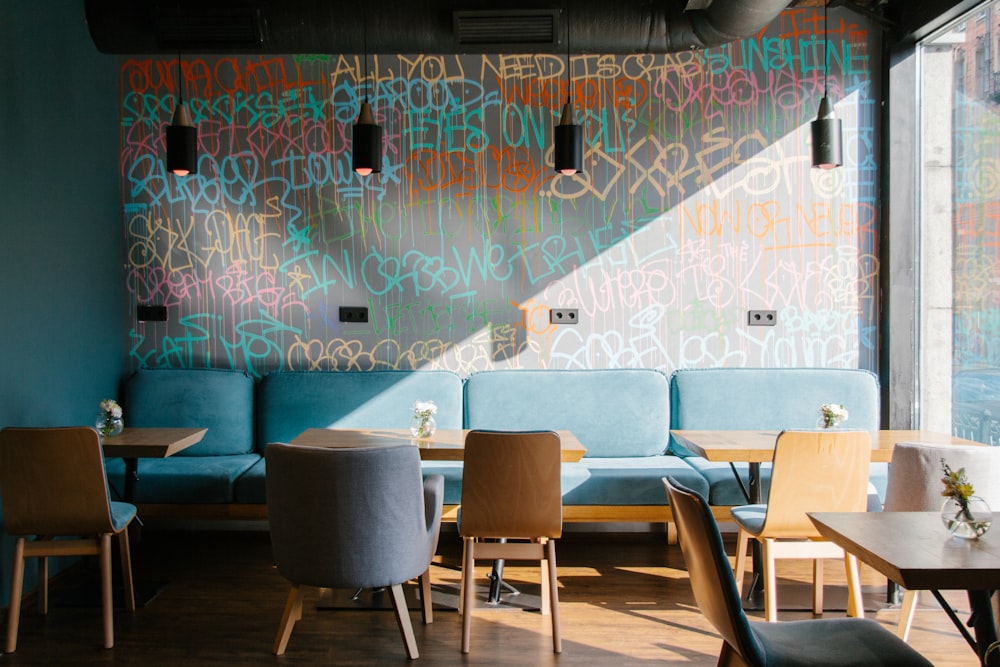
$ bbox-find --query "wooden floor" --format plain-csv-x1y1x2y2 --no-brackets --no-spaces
0,525,982,665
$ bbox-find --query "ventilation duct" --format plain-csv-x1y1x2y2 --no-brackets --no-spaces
85,0,794,55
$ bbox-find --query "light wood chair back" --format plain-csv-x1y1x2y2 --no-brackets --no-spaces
732,429,871,622
759,429,872,539
0,426,136,651
459,430,563,654
460,430,562,540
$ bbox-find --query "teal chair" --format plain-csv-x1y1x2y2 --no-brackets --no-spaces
662,477,933,666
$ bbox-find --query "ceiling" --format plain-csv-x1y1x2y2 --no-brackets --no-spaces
84,0,973,56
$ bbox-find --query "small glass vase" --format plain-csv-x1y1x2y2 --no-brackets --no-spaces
940,495,992,539
96,413,124,438
409,414,436,439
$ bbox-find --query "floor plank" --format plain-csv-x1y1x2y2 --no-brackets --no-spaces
0,526,981,665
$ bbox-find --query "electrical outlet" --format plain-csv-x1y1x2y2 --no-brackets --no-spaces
137,304,167,321
549,308,579,325
748,310,777,326
339,306,369,323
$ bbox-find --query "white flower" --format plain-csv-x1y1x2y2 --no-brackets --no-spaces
100,398,122,418
413,400,437,417
819,403,848,427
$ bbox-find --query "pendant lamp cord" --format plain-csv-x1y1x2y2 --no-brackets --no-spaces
363,8,370,104
565,4,571,107
176,52,184,105
823,2,829,98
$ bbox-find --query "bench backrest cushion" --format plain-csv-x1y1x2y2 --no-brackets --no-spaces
464,369,670,458
256,370,464,449
122,368,255,456
669,367,880,455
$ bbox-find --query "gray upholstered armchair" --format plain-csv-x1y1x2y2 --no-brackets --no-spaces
266,442,444,659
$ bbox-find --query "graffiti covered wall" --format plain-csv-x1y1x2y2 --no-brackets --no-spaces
119,8,879,378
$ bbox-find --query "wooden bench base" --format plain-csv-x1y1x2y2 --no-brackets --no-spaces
134,503,738,545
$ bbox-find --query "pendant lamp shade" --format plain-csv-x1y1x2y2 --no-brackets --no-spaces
166,97,198,176
352,101,382,176
811,95,842,169
554,100,583,175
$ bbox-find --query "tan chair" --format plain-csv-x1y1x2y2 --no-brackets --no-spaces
883,441,1000,641
459,430,562,654
0,426,137,651
731,430,871,622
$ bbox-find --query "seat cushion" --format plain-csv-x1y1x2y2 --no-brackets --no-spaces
730,503,767,535
109,501,137,532
105,455,259,504
561,456,709,505
749,617,933,666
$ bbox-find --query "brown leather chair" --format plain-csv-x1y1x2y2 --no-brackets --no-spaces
0,426,137,651
663,477,934,666
459,430,563,654
731,430,871,621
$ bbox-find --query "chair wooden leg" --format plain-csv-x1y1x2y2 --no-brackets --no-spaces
897,589,919,640
812,558,824,614
461,538,476,654
118,528,136,612
6,538,26,654
38,553,48,615
419,568,433,624
718,640,752,666
763,538,778,622
390,582,419,659
844,553,864,619
539,538,550,617
458,537,468,616
100,533,114,649
273,584,304,655
546,539,561,654
733,529,750,597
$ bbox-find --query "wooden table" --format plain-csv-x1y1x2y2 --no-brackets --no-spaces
290,428,587,462
810,511,1000,666
101,427,207,503
669,429,983,604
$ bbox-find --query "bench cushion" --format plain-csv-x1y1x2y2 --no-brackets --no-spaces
669,368,880,456
256,370,464,448
105,454,259,504
464,369,670,458
561,456,709,505
122,368,255,456
235,370,465,504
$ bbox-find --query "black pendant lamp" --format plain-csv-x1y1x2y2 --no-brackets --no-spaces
166,54,197,176
811,1,842,169
554,7,582,175
352,12,382,176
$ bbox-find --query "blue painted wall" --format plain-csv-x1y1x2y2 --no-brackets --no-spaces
0,0,124,605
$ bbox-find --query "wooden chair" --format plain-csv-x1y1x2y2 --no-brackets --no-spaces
265,442,444,659
0,426,137,651
459,430,562,654
883,441,1000,641
731,430,871,622
663,477,934,666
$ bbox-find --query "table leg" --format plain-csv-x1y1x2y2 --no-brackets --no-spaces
967,589,999,666
123,457,139,505
745,462,765,604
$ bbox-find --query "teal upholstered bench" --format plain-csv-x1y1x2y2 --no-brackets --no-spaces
240,370,465,505
104,368,257,506
463,368,710,528
668,367,885,507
